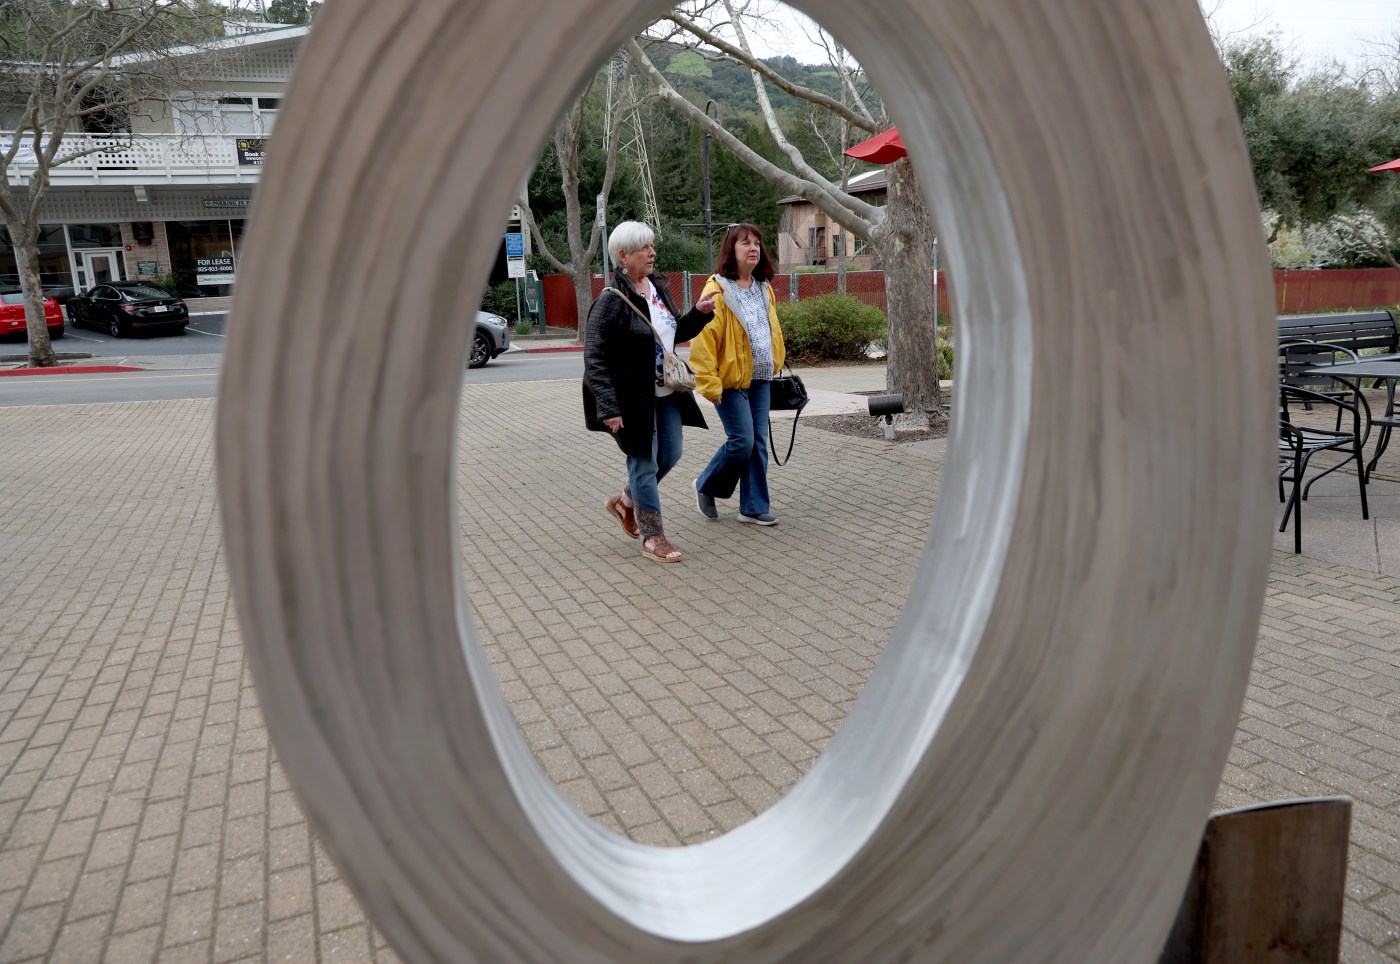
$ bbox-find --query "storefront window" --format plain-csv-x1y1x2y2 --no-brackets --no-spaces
67,223,123,248
167,219,244,297
0,225,74,289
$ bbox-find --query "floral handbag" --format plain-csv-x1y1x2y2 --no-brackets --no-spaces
602,287,696,392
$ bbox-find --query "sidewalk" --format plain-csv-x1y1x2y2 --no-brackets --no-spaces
512,332,581,353
0,368,1399,960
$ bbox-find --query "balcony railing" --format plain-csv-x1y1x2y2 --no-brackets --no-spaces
1,132,262,185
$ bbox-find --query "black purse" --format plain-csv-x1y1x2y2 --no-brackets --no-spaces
767,364,808,466
768,370,808,411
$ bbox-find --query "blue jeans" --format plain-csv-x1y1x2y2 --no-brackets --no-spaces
625,394,684,537
697,380,770,517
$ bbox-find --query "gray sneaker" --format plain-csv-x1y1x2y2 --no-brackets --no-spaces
737,512,779,526
694,478,718,520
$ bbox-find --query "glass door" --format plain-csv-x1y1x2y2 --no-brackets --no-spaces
80,251,121,290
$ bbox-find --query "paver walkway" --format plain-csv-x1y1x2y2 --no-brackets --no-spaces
0,368,1397,960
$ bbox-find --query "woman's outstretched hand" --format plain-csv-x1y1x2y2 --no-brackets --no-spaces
694,292,716,314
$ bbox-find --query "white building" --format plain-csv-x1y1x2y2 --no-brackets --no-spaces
0,23,311,300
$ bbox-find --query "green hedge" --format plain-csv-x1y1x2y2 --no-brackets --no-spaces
777,294,886,362
936,337,954,381
479,281,519,322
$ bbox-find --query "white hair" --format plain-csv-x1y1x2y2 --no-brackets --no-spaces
607,221,655,266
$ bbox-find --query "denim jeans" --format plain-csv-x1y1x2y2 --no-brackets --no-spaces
696,380,770,517
625,394,684,537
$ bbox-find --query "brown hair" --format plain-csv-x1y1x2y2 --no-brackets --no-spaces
716,223,775,283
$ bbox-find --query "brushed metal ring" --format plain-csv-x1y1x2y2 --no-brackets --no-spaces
217,0,1274,959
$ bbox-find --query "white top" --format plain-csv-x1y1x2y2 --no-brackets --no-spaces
641,278,678,398
733,281,774,381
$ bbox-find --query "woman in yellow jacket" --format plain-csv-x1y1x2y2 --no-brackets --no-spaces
689,223,787,526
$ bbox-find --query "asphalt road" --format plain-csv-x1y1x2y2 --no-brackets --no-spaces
56,311,230,354
0,339,584,407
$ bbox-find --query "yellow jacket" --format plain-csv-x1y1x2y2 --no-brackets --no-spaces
689,276,787,403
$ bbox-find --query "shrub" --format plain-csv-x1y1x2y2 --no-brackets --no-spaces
777,294,886,362
145,267,195,297
936,337,954,381
479,281,520,322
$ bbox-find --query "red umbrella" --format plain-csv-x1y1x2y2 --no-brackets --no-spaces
844,127,906,164
1370,157,1400,173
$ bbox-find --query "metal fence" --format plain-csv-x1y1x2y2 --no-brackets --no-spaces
543,267,1400,332
559,269,952,331
1275,269,1400,314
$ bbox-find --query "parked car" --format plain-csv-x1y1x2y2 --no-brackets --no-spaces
0,288,65,340
68,281,189,338
472,311,510,368
41,284,76,306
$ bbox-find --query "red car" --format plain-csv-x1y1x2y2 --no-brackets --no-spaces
0,288,64,340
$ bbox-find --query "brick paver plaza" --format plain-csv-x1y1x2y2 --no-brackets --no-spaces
3,369,1400,961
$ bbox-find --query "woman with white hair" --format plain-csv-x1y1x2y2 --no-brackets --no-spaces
583,221,716,563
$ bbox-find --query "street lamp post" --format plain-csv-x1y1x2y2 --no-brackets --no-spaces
682,101,724,275
703,100,717,273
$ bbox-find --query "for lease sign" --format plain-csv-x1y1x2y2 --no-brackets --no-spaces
196,257,235,285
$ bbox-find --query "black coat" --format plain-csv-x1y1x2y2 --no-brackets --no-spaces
583,268,712,459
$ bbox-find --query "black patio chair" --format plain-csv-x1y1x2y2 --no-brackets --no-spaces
1278,385,1370,553
1279,339,1361,422
1365,399,1400,482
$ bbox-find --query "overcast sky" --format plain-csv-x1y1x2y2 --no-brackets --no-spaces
744,1,1400,69
1208,0,1400,66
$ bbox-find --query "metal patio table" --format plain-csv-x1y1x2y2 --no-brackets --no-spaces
1304,359,1400,478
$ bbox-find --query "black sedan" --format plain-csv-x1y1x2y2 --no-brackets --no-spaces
68,282,189,338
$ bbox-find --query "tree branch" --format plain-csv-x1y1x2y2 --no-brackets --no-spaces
517,198,572,275
1335,215,1400,271
664,10,878,133
627,39,880,238
715,0,884,218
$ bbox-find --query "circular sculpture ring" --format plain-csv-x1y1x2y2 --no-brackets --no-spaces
217,0,1275,960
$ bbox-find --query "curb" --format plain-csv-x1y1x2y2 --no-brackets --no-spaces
0,364,144,376
523,345,584,354
0,352,94,362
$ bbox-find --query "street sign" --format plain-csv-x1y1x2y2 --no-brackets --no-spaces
505,232,525,279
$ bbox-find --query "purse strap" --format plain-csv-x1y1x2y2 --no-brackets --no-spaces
602,286,664,350
770,363,801,467
768,413,799,466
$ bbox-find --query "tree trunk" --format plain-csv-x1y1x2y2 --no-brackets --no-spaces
15,222,56,368
877,158,941,425
836,228,848,295
572,269,594,339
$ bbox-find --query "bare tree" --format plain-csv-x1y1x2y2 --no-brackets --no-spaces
0,0,237,367
633,2,943,423
518,57,633,343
